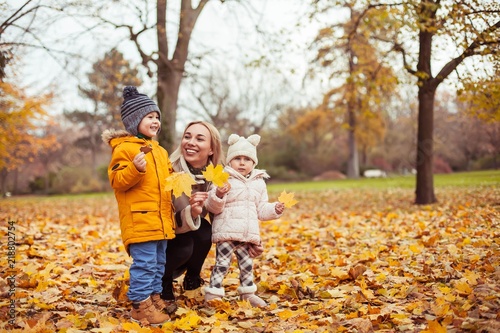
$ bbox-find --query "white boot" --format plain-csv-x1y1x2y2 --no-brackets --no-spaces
204,286,225,303
238,285,267,308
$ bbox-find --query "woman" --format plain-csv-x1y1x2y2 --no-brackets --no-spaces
161,121,225,313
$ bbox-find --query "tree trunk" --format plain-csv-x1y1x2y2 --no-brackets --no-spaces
155,0,207,151
157,70,182,151
415,86,437,204
345,35,359,179
12,169,18,194
414,5,438,205
346,107,359,178
0,168,7,196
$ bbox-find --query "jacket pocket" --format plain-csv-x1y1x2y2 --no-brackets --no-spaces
130,201,161,232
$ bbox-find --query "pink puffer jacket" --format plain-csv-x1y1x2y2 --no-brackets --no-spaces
205,166,282,245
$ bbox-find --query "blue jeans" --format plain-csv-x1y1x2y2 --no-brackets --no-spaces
127,240,167,302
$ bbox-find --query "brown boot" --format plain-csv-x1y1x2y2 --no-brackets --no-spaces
151,293,177,315
130,296,170,326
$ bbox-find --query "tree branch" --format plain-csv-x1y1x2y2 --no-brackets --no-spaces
435,19,500,85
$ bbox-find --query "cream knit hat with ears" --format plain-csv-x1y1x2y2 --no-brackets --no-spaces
226,134,261,166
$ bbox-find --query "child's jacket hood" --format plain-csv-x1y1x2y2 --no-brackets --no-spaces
102,129,131,147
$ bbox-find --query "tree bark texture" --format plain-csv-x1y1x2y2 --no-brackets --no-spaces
415,86,437,204
347,107,359,179
155,0,207,151
414,2,438,205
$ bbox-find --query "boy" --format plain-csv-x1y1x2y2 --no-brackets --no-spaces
102,86,175,325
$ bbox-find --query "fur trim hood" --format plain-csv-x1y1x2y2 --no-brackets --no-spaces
102,129,131,146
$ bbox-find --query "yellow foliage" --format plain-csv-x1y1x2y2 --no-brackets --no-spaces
202,164,229,187
0,81,58,171
278,190,298,208
454,279,472,295
164,172,197,197
173,310,201,330
458,72,500,123
421,320,447,333
1,185,498,332
277,309,295,319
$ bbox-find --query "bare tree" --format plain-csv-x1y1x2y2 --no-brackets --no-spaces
180,63,289,139
64,48,142,173
0,0,90,80
84,0,242,150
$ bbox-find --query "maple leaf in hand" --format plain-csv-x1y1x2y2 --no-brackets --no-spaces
278,190,298,208
140,145,152,154
165,172,196,197
202,164,229,187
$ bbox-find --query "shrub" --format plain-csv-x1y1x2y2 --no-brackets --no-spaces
434,156,453,174
266,166,308,182
50,167,108,194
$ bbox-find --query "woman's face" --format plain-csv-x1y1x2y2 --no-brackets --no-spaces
181,123,213,169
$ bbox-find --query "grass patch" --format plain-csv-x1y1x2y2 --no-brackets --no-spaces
5,170,498,200
268,169,500,193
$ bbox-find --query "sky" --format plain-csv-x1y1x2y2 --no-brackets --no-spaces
7,0,323,127
5,0,495,131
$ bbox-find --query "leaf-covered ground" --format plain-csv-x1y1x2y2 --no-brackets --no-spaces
1,186,499,332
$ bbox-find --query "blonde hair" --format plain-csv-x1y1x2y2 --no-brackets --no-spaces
170,121,225,166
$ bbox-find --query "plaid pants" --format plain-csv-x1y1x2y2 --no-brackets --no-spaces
209,241,254,289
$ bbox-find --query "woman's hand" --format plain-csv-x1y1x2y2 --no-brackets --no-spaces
133,152,146,172
216,182,231,198
189,192,208,218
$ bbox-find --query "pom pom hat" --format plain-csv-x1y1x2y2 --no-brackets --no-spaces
226,134,260,166
121,86,161,136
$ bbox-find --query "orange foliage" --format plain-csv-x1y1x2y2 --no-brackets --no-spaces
0,186,498,332
0,82,58,171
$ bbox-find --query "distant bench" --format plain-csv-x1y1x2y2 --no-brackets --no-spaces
363,169,387,178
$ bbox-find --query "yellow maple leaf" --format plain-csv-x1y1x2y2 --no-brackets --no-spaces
277,309,295,319
174,310,201,330
122,321,151,333
454,279,472,295
420,319,447,333
463,269,480,285
202,164,229,187
165,172,196,197
278,190,298,208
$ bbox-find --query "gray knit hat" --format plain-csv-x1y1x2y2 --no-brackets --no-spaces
121,86,160,136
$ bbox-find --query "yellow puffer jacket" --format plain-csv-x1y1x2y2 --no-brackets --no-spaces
102,129,175,253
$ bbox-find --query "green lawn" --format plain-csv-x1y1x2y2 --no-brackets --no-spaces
8,170,498,201
267,169,500,193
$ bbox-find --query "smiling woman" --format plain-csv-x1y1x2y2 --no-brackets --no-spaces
160,120,225,313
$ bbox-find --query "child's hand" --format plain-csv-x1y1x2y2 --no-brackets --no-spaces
248,242,264,258
133,152,146,172
275,202,285,215
189,192,208,218
216,182,231,198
